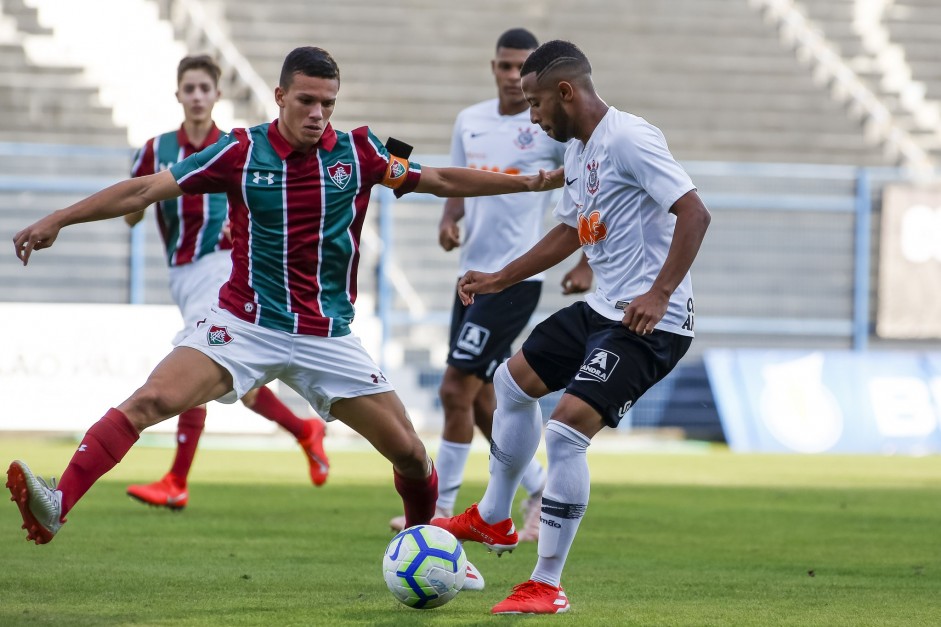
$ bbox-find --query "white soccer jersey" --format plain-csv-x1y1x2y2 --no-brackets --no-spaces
450,99,566,277
554,107,697,337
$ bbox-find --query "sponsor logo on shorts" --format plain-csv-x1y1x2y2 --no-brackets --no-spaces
574,348,619,382
370,372,388,384
456,322,490,356
451,349,474,361
618,400,633,417
207,325,234,346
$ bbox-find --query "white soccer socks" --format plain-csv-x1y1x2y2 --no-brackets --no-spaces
435,439,472,513
477,363,543,523
531,419,591,588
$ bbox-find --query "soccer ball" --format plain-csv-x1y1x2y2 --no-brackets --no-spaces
382,524,467,609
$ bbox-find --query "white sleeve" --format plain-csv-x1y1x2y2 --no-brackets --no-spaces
617,123,695,211
552,149,578,228
449,113,466,167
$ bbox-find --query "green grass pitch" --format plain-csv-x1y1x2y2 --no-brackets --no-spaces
0,437,938,626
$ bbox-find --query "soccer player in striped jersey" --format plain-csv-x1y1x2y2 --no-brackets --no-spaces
123,55,329,511
432,40,711,614
388,29,592,541
8,46,560,549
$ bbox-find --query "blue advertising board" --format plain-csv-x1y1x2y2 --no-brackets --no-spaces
704,349,941,454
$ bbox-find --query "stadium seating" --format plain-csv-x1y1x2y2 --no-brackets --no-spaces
4,0,941,437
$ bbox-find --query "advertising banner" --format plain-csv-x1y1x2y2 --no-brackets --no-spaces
877,184,941,339
705,349,941,454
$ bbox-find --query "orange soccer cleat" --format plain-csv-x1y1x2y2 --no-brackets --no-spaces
491,580,570,615
431,503,518,555
298,418,329,487
127,474,188,510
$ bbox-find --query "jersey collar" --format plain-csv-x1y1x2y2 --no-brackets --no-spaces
268,120,338,159
177,123,222,151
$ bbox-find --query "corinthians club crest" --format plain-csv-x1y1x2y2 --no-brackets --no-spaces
327,161,352,189
514,127,536,150
586,160,600,194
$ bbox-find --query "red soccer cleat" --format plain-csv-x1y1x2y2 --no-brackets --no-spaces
298,418,329,487
491,580,570,615
431,503,518,554
126,474,188,510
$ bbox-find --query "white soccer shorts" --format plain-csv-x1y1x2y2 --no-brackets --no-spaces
167,250,232,345
176,306,395,420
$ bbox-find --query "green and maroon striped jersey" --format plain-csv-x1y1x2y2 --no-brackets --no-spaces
131,124,232,266
169,120,421,337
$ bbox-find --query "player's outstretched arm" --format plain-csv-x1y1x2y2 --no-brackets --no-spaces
622,190,711,335
14,170,182,265
416,165,562,198
458,223,580,305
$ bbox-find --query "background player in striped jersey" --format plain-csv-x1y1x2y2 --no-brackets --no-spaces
8,47,561,553
432,40,711,614
122,55,329,511
388,29,592,541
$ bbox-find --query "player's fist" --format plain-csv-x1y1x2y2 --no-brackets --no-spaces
439,219,460,251
457,270,503,305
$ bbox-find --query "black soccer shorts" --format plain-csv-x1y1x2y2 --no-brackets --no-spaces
446,280,542,382
521,301,692,427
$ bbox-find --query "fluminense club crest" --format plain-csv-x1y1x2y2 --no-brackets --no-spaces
586,160,600,194
514,127,536,150
327,161,352,189
207,325,234,346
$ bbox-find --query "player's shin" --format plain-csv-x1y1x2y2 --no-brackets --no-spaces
530,420,590,587
58,408,140,516
394,461,438,528
477,363,543,523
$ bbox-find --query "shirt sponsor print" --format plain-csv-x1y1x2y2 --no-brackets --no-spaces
577,210,608,246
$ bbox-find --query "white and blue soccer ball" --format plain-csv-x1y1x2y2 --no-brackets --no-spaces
382,524,466,609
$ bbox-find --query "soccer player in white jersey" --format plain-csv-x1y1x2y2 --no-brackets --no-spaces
389,29,592,540
7,46,560,570
432,40,711,614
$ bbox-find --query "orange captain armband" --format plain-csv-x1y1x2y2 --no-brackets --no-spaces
382,155,410,190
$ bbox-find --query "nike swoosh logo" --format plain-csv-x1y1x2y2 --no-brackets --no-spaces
470,132,487,138
389,534,405,560
565,177,578,185
166,493,188,504
573,373,599,381
451,350,475,360
306,451,329,474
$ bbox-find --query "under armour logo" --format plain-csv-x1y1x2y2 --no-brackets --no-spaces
370,373,388,384
77,444,87,452
253,171,275,185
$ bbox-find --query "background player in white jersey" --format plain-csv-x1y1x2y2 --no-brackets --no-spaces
123,55,329,510
433,40,711,614
389,29,591,540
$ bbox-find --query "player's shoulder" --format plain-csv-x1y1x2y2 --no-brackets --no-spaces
457,99,499,122
605,108,664,141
